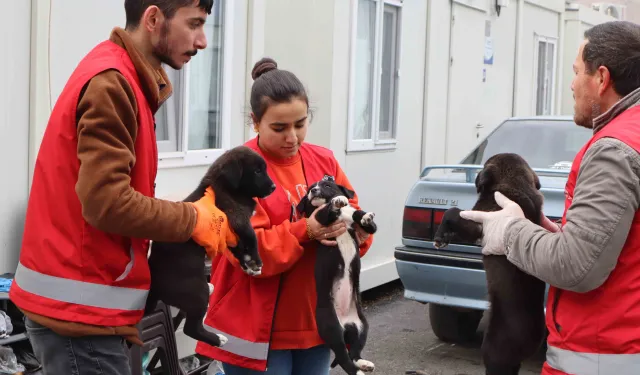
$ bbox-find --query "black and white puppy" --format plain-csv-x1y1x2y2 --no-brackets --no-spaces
146,146,276,348
297,176,377,375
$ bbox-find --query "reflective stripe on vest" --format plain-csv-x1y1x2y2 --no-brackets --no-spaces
14,262,148,311
547,345,640,375
203,323,269,360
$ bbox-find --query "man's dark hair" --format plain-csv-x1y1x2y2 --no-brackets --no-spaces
583,21,640,97
124,0,214,30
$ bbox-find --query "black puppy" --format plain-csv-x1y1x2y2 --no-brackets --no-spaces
146,146,276,348
433,153,546,375
297,176,377,375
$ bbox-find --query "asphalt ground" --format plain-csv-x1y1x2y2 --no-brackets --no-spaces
330,280,545,375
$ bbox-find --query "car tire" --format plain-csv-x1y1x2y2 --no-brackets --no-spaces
428,303,483,344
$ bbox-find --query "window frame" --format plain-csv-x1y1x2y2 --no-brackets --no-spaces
157,0,234,169
532,33,558,117
155,68,182,154
347,0,403,152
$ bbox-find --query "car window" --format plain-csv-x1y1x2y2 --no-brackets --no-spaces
460,119,592,170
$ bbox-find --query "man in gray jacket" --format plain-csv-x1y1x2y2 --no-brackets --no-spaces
461,21,640,375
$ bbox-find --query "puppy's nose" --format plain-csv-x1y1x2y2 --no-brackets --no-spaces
312,186,320,193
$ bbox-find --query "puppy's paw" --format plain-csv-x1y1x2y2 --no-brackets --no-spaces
217,333,228,347
433,231,455,249
207,283,214,295
246,267,262,276
361,212,375,226
355,359,375,372
243,255,263,276
433,223,456,249
331,196,349,209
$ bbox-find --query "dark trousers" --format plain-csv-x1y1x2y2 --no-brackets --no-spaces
25,317,132,375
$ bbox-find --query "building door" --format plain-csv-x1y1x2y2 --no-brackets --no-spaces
445,3,487,163
445,2,516,163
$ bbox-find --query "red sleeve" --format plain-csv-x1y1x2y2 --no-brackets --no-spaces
222,199,310,278
221,157,373,274
334,164,374,257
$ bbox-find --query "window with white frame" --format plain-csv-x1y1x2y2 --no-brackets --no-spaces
534,35,557,116
155,0,227,163
348,0,402,151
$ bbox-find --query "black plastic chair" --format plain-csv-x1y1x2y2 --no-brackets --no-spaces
130,335,173,375
129,303,181,375
129,302,211,375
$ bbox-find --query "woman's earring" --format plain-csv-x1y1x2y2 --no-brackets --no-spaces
254,127,259,133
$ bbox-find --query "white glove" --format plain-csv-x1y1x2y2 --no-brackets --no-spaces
459,191,525,256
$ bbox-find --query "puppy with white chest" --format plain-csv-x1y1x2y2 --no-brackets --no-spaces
297,176,377,375
146,146,276,349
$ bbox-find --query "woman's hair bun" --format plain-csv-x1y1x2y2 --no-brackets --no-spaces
251,57,278,80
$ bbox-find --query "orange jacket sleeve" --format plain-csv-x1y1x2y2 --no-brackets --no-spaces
222,159,373,275
334,164,374,257
222,200,310,278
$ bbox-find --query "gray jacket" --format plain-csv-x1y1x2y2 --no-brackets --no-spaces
505,87,640,293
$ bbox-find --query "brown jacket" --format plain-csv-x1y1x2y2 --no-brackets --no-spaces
21,27,198,344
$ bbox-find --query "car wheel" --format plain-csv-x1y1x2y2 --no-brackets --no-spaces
428,303,483,344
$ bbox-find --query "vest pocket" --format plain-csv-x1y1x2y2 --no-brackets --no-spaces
80,224,139,285
115,246,135,281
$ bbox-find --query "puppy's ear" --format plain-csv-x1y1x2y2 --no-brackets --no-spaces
338,185,355,200
296,195,311,215
534,173,541,190
221,158,242,189
475,165,495,194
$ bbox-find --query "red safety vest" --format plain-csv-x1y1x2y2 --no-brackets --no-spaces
195,137,338,371
10,40,158,327
542,105,640,375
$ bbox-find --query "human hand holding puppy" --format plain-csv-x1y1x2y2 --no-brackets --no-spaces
459,191,525,256
190,187,239,259
540,212,561,233
460,191,561,255
306,204,347,246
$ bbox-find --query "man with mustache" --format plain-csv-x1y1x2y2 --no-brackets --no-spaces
8,1,236,374
460,21,640,375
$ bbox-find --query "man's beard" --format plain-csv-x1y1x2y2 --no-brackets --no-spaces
152,23,197,70
574,100,601,129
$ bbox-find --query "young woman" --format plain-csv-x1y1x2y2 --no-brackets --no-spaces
195,57,374,375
